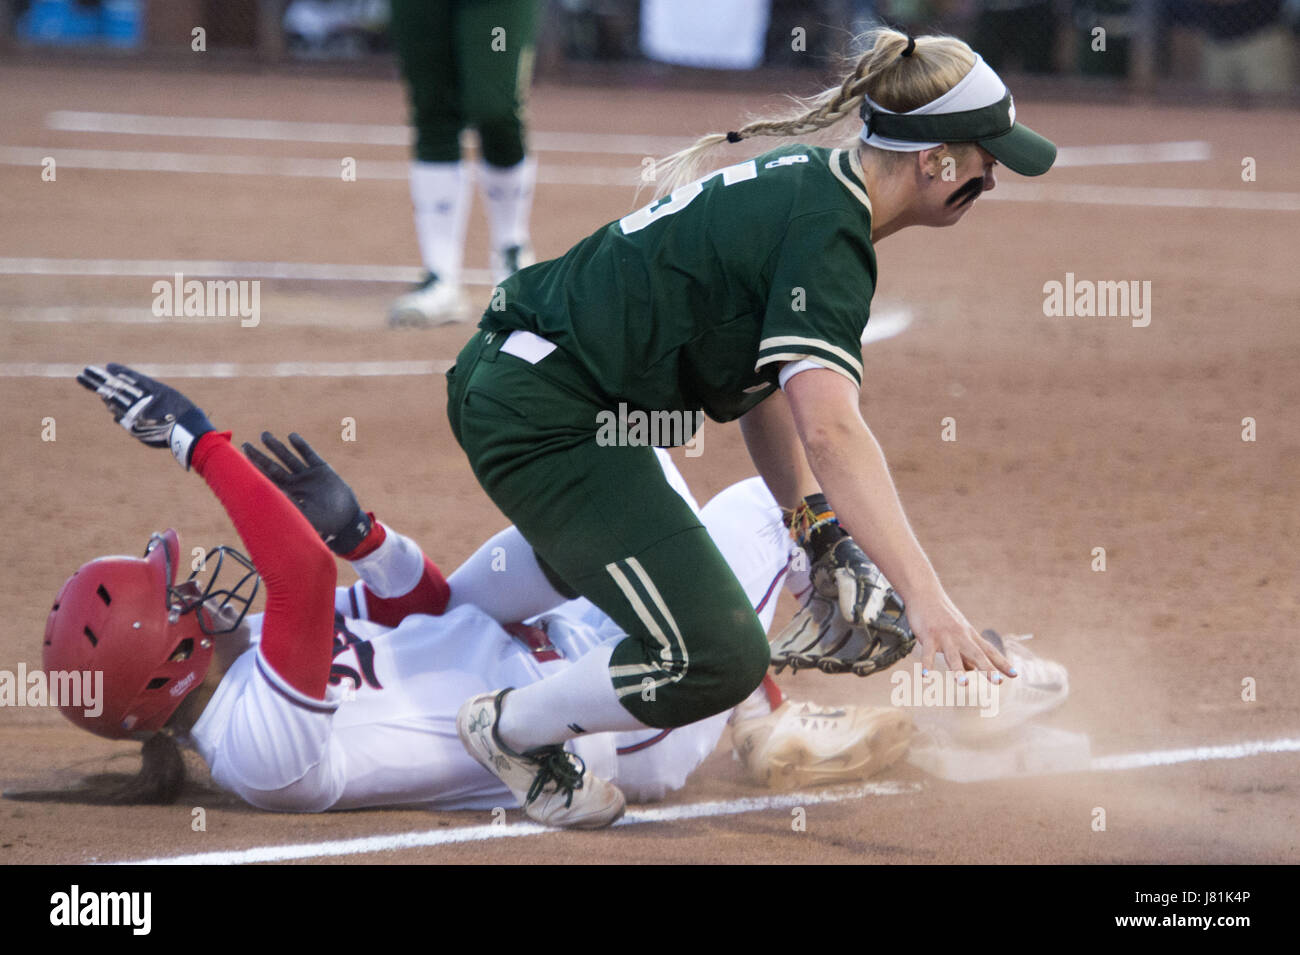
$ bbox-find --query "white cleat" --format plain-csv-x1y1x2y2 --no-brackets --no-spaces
388,273,470,328
457,689,626,829
731,699,914,791
490,243,535,285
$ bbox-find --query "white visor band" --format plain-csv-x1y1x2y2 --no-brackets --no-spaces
859,54,1010,152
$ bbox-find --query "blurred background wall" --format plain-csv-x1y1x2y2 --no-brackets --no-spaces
2,0,1296,102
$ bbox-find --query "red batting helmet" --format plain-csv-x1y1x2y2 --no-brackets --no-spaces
43,529,259,740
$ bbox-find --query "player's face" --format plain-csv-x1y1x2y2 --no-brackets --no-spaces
919,145,998,226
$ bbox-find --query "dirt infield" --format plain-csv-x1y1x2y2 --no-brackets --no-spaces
1,62,1297,866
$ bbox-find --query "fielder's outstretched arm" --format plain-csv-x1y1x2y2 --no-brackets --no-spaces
782,367,1013,677
741,375,910,632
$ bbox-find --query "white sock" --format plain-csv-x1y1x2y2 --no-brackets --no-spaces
409,161,471,284
497,642,652,751
478,156,536,253
445,525,570,623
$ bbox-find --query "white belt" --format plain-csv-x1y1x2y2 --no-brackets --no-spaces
500,329,557,364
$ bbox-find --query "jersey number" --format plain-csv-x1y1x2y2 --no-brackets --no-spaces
330,612,383,692
619,160,758,235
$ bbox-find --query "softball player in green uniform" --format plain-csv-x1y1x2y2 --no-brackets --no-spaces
388,0,539,326
447,28,1059,828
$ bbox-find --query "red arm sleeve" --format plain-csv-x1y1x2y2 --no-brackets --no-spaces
192,431,336,700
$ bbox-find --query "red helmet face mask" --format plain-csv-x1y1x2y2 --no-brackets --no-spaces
42,529,260,740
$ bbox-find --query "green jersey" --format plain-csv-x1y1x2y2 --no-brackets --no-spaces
483,144,877,423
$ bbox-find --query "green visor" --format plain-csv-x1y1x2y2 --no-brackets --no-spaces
861,92,1057,177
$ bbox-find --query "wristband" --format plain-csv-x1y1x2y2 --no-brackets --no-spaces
340,513,385,561
170,406,216,470
784,492,850,563
329,507,374,556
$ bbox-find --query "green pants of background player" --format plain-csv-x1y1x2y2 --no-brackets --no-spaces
446,330,772,728
389,0,538,166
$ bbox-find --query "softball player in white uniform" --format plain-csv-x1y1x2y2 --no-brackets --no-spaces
189,465,789,813
49,364,909,815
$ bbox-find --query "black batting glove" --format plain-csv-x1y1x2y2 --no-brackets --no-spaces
243,431,372,555
77,363,215,469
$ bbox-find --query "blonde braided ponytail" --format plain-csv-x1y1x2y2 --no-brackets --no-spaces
649,28,977,197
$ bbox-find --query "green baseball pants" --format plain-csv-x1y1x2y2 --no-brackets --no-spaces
446,329,771,728
390,0,538,166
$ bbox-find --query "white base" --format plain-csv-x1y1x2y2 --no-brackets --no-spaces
906,724,1092,782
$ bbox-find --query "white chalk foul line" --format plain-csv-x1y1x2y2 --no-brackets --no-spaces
0,256,445,283
5,144,1284,208
43,113,1215,170
0,145,637,187
108,732,1300,864
1052,140,1211,167
45,110,694,156
1089,736,1300,772
6,138,1256,205
4,306,210,325
0,361,452,379
0,144,404,179
2,305,400,329
0,294,905,362
46,111,416,147
111,780,923,865
985,181,1300,212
